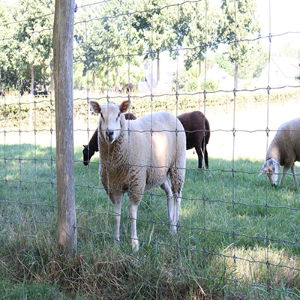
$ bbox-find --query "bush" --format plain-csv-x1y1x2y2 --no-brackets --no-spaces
1,89,300,130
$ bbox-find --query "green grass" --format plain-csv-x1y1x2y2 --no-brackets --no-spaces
0,144,299,299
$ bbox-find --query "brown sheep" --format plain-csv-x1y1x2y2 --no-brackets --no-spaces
178,111,210,169
83,110,210,169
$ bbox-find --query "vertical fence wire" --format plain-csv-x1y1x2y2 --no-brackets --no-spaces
203,0,208,259
265,0,272,289
50,88,55,219
232,0,238,269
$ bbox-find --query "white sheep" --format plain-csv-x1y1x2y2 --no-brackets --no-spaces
90,100,186,251
261,117,300,187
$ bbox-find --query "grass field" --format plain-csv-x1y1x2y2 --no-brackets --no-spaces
0,93,300,298
0,141,299,299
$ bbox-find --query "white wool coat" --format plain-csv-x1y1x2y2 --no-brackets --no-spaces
98,112,186,201
266,117,300,167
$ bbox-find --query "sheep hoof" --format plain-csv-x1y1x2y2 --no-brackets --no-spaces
132,240,139,252
170,225,177,235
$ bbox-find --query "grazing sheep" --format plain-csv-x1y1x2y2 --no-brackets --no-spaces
178,111,210,169
261,117,300,187
118,83,136,94
83,112,136,165
90,100,186,251
83,111,210,169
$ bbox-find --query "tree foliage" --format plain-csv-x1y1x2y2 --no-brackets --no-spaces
0,0,53,92
0,0,264,93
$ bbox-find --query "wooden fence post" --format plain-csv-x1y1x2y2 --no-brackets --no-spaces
53,0,77,253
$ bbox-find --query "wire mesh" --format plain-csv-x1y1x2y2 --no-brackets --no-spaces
0,0,300,297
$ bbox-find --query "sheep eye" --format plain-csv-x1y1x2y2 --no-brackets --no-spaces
116,112,121,121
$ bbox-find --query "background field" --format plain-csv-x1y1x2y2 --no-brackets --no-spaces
0,92,299,299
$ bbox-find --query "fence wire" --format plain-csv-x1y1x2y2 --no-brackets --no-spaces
0,0,300,297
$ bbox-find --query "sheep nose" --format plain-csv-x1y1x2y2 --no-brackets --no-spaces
106,130,114,142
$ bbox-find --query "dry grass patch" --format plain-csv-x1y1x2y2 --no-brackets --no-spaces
214,245,300,288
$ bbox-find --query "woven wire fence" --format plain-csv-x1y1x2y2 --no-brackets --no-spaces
1,0,300,296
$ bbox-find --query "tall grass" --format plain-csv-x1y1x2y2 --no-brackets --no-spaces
0,143,299,299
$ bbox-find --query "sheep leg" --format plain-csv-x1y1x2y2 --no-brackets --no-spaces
129,201,139,252
279,166,289,186
173,190,182,230
109,192,122,243
128,188,143,251
160,179,175,233
204,148,209,169
169,168,185,234
291,164,298,186
202,136,209,169
195,145,204,169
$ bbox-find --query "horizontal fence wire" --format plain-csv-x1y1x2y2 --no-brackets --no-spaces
0,0,300,297
1,85,300,104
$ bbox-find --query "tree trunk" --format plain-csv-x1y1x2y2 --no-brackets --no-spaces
234,64,239,90
30,64,35,95
53,0,77,254
92,71,95,89
28,64,35,128
198,60,201,77
156,51,160,84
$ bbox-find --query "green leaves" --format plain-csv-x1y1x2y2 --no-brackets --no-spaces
0,0,54,89
0,0,263,91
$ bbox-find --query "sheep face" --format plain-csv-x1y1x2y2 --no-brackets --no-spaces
261,158,280,187
90,100,130,144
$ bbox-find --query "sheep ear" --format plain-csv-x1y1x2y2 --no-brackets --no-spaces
119,100,130,113
90,101,101,114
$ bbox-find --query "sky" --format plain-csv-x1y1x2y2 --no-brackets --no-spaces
255,0,300,57
256,0,300,35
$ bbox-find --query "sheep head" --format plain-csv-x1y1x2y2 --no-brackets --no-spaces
261,158,280,187
90,100,130,144
82,145,94,166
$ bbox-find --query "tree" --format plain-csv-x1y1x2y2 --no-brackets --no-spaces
132,0,179,84
0,1,19,89
172,1,221,71
74,0,145,91
216,42,268,80
0,0,54,93
217,0,265,86
14,0,54,93
0,0,264,93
